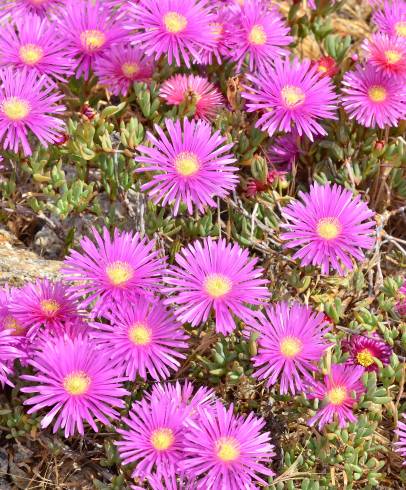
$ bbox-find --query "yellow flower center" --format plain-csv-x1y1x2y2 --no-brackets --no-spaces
80,29,106,51
216,437,240,462
105,261,134,286
281,85,306,108
19,43,44,65
2,97,30,121
121,62,139,78
356,348,374,367
174,151,200,177
327,386,347,405
63,371,91,396
163,12,187,33
395,21,406,37
385,49,402,64
368,85,387,103
3,315,25,335
40,299,60,315
150,428,175,451
210,22,223,40
318,65,328,73
204,273,232,298
280,336,302,358
128,322,152,345
248,24,267,45
316,217,341,240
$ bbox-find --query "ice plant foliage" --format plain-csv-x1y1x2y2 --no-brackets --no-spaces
342,334,392,372
243,57,338,141
182,401,275,489
21,335,129,437
163,237,270,335
0,67,65,155
58,0,127,79
94,45,153,96
160,74,223,120
281,182,376,275
136,118,238,215
90,298,188,381
308,364,365,429
342,64,406,128
227,0,292,72
0,15,74,81
62,227,165,315
128,0,216,67
251,302,331,395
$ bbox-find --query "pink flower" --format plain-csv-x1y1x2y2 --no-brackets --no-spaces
160,74,223,121
90,298,188,381
182,401,275,489
226,0,292,72
163,237,270,335
127,0,216,67
21,335,129,437
94,45,153,96
242,57,338,141
57,0,127,80
62,227,166,316
0,14,74,82
0,67,65,155
342,64,406,128
281,182,376,275
250,302,331,395
0,329,25,388
136,118,238,215
342,334,392,372
363,33,406,79
307,364,365,429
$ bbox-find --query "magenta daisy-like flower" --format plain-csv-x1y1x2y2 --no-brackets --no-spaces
394,414,406,464
397,279,406,316
147,380,216,418
198,7,231,65
21,335,129,437
58,0,127,80
132,474,197,490
373,0,406,38
0,0,66,19
342,64,406,128
342,334,392,372
0,67,65,155
90,298,188,381
363,33,406,79
94,45,153,96
0,15,74,82
227,0,292,72
250,302,331,395
136,118,238,215
128,0,216,67
307,364,365,429
268,131,301,171
0,329,24,388
242,57,338,141
116,395,186,479
160,74,223,121
163,237,270,335
281,182,376,275
7,279,81,340
0,285,27,337
182,401,275,489
62,227,166,316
